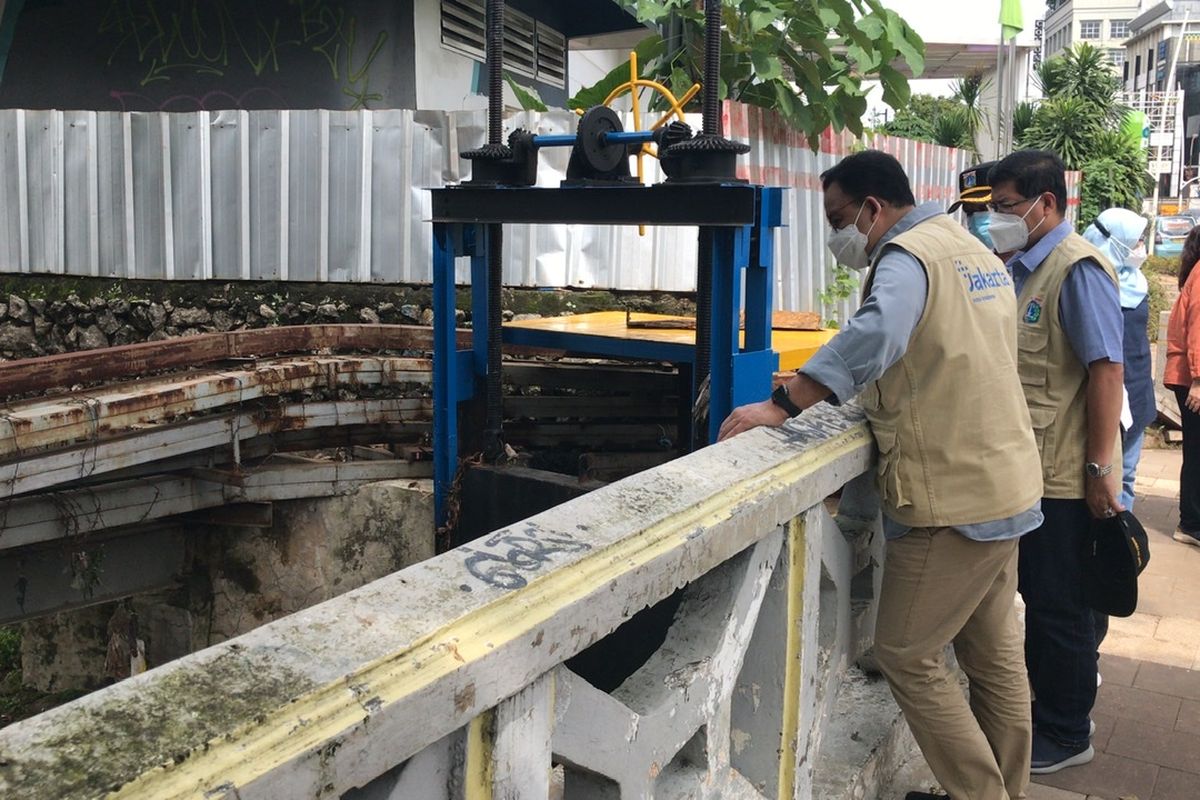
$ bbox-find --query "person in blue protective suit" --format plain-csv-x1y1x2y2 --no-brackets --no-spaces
950,161,1001,253
1082,208,1155,511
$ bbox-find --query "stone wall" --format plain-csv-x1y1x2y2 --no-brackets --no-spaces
20,480,434,693
0,276,695,360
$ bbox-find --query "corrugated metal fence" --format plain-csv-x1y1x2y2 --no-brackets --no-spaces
1,103,1073,313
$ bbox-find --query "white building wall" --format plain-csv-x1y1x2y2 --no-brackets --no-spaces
1043,0,1141,70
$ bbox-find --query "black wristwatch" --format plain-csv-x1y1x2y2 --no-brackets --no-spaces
771,384,803,418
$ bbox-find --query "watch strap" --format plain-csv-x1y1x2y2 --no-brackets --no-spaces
771,384,802,418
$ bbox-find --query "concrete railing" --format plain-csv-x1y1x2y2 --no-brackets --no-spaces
0,403,886,800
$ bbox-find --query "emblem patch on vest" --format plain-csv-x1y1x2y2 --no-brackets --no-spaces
1023,297,1043,324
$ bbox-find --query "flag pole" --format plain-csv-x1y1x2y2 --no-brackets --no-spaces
995,32,1005,159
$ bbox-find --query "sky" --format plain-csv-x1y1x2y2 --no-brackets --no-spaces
864,0,1048,122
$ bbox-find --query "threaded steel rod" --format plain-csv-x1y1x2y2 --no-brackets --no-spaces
486,0,504,146
702,0,722,136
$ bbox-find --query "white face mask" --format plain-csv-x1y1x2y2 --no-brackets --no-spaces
987,198,1045,253
1126,244,1148,270
827,200,879,270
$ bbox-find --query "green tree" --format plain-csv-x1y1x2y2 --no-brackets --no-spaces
1045,43,1123,123
881,94,963,142
1019,43,1150,230
570,0,925,150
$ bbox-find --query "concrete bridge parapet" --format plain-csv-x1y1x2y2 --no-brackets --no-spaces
0,403,897,800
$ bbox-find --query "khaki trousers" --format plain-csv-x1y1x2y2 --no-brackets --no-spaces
874,528,1031,800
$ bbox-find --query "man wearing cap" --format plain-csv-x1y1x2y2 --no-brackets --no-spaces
720,150,1043,800
950,160,1000,254
986,150,1124,775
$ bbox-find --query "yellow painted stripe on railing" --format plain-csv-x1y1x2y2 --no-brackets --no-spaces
110,423,870,800
465,710,494,800
777,516,806,799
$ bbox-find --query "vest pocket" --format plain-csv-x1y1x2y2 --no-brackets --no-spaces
1017,326,1050,388
1027,404,1058,479
871,422,911,509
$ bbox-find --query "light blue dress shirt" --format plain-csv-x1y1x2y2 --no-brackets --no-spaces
800,202,1043,541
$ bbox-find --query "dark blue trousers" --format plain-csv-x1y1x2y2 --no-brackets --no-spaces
1018,497,1097,748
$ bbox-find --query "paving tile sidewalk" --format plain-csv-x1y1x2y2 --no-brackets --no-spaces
887,447,1199,800
1029,447,1199,800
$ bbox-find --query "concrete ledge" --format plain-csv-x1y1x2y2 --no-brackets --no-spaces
813,666,915,800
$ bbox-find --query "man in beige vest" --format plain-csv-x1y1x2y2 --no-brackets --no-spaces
987,150,1124,775
720,150,1043,800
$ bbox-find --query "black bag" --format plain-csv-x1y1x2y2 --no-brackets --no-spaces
1081,510,1151,617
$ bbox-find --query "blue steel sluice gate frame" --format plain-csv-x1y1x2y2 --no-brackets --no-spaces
428,0,786,530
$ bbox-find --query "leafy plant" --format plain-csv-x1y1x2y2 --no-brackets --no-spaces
1052,43,1125,124
1143,255,1178,342
1143,254,1180,277
504,73,548,112
881,94,963,141
950,72,991,157
574,0,925,149
1021,95,1105,167
1034,56,1068,98
1011,101,1036,145
931,108,972,150
818,264,859,328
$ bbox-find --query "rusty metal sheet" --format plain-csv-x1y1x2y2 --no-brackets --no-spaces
0,398,431,498
0,324,457,399
0,356,431,459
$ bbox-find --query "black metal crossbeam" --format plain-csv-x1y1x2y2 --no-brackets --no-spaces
430,184,758,226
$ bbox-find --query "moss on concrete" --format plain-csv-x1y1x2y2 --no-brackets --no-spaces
0,646,317,799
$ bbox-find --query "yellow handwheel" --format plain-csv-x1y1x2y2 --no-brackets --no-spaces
576,51,700,233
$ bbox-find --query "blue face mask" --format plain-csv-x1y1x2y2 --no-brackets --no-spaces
967,212,995,251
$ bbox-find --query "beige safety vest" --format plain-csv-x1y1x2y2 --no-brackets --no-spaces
1015,232,1120,499
860,214,1043,527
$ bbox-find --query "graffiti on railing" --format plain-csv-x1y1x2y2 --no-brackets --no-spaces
97,0,388,108
462,523,592,590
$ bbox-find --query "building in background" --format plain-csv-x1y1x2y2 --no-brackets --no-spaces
0,0,642,112
862,0,1045,160
1043,0,1140,72
1122,1,1200,202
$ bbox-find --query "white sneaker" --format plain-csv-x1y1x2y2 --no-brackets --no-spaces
1097,672,1103,688
1089,719,1096,738
1030,742,1095,774
1173,529,1200,547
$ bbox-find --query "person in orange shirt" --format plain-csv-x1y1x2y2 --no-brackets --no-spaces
1166,227,1200,546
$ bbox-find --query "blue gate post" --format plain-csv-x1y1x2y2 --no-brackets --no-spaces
708,187,785,442
433,222,477,529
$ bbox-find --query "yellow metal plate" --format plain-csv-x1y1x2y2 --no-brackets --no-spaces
504,311,836,371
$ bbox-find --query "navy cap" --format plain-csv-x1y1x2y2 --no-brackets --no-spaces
948,160,999,213
1082,510,1150,617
